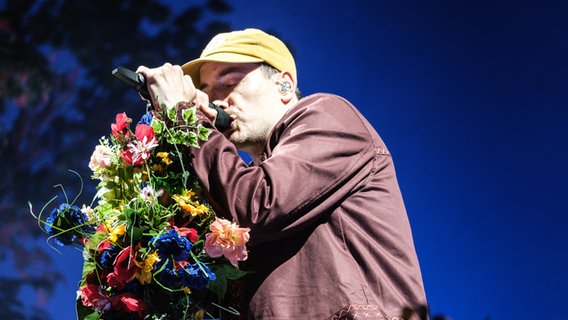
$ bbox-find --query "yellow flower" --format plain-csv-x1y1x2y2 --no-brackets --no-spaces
192,203,209,215
108,224,126,243
152,163,163,173
157,152,173,165
193,309,204,320
133,167,150,181
134,251,160,284
172,190,208,217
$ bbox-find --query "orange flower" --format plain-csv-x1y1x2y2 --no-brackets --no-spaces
172,190,209,217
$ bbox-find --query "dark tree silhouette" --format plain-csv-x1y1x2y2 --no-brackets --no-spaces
0,0,231,318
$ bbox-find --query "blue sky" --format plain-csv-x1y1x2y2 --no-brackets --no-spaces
34,1,567,319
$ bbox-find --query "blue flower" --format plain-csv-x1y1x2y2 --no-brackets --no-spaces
138,112,153,125
154,263,179,288
178,262,216,289
44,203,95,246
100,245,121,270
150,229,192,261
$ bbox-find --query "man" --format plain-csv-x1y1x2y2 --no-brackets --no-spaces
138,28,427,320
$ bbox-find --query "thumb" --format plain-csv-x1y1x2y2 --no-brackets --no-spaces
193,90,217,122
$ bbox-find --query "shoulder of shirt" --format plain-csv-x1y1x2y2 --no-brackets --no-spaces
287,92,355,116
294,92,362,117
297,92,349,106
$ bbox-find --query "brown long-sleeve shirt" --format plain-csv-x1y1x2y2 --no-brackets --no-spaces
190,93,427,319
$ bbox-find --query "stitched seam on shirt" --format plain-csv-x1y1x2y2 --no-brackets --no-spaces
375,147,390,156
326,304,400,320
371,147,391,176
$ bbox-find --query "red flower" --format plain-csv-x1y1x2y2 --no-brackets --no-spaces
119,148,137,166
84,269,108,286
97,240,113,252
111,292,146,318
179,227,198,243
79,284,111,312
167,222,198,243
134,123,155,141
106,246,137,290
111,112,131,141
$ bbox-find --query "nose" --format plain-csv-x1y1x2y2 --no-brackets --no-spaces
210,99,229,110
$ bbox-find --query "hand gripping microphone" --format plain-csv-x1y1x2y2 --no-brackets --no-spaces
112,66,231,132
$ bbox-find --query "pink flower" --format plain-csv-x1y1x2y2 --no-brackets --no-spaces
79,284,111,312
204,217,250,267
111,112,131,141
88,144,113,171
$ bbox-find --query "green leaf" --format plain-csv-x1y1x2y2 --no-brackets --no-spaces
128,225,145,242
197,124,211,141
182,107,198,124
168,130,198,147
167,106,177,121
208,276,228,298
183,131,198,146
84,312,101,320
83,232,107,253
151,118,165,135
166,130,184,145
76,298,100,320
81,260,97,281
124,207,137,225
215,264,249,281
208,264,249,298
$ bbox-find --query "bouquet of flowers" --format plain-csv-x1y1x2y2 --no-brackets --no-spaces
32,103,249,320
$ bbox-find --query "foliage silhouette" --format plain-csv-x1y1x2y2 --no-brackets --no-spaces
0,0,231,318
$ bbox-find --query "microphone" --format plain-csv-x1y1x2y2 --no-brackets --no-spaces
112,66,230,132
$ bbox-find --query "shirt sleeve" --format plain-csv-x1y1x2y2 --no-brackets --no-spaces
189,94,378,245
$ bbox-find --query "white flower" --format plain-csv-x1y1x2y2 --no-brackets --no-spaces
89,144,113,171
125,136,159,165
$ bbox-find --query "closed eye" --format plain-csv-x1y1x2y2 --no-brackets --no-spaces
225,81,239,89
199,63,258,98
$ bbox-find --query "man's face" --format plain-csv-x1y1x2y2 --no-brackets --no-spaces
199,62,284,155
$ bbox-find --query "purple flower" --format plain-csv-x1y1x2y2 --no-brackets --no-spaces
44,203,94,246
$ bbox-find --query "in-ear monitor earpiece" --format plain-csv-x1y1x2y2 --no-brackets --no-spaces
275,79,291,94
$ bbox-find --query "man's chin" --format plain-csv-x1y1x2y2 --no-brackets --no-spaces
226,133,245,149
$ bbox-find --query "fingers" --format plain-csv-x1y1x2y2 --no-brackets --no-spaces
192,89,209,109
194,90,218,122
136,64,220,127
135,65,149,74
136,63,196,108
136,63,173,78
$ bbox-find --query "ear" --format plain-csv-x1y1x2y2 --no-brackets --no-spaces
274,71,296,104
